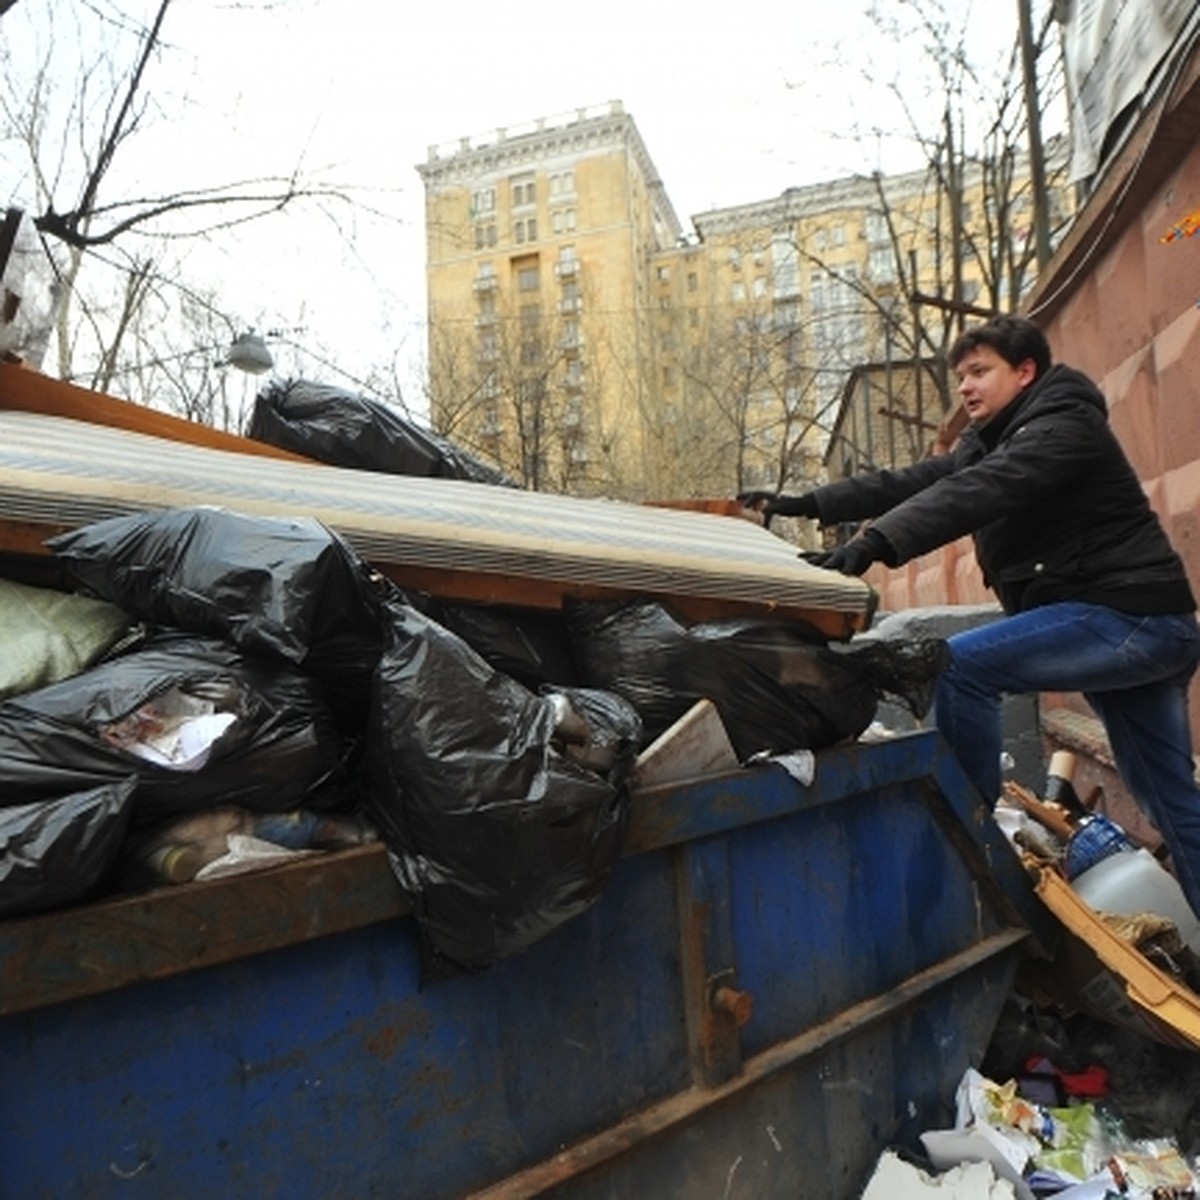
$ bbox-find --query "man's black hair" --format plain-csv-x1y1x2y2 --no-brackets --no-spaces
949,315,1052,376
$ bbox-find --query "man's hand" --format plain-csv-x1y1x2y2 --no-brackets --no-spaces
736,490,819,528
801,529,891,576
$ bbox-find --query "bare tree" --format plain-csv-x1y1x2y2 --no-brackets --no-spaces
1,0,358,402
426,289,595,494
783,0,1070,463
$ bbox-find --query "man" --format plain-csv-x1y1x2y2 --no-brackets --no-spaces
738,315,1200,914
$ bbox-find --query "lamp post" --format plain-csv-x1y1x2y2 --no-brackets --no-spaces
223,332,274,375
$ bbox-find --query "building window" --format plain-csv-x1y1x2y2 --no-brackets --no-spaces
472,187,496,217
550,170,575,197
732,281,746,302
555,245,578,279
514,217,538,244
753,276,768,299
729,247,742,270
552,207,576,234
512,175,536,208
517,264,540,291
475,223,497,249
560,279,581,312
657,265,670,282
687,272,698,292
772,234,799,298
869,245,895,281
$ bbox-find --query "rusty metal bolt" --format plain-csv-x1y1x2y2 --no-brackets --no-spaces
712,985,753,1027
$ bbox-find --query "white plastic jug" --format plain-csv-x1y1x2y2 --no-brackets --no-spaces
1071,847,1200,956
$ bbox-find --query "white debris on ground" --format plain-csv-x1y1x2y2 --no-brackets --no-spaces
861,1150,1018,1199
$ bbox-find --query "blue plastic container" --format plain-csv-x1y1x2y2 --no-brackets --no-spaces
1065,814,1135,880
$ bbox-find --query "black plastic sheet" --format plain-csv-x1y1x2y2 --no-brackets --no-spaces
364,599,640,976
248,378,516,486
48,507,390,731
0,779,135,917
566,599,947,760
0,633,354,823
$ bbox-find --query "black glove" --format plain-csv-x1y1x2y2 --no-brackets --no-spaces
736,490,820,528
801,528,891,577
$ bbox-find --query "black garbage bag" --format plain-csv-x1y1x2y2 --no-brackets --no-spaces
0,633,355,822
47,506,390,732
363,599,641,977
0,778,136,917
433,601,579,690
248,378,517,487
566,599,947,760
829,635,950,725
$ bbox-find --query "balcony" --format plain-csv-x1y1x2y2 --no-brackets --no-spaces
555,258,579,279
475,312,497,328
558,296,582,314
473,275,498,293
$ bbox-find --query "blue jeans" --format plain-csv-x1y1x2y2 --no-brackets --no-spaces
934,602,1200,913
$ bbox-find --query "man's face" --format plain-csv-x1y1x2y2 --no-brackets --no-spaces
954,345,1037,424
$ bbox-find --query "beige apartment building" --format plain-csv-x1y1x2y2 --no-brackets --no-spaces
418,102,1070,502
417,101,682,500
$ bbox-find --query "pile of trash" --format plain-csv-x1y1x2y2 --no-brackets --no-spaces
0,504,946,977
994,759,1200,1046
862,1060,1200,1198
859,754,1200,1197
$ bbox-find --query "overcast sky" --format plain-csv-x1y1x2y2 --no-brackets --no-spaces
2,0,1034,407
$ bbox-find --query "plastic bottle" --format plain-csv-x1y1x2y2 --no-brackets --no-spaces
1064,814,1134,879
1071,846,1200,956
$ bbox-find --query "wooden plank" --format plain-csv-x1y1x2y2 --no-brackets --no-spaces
629,699,739,791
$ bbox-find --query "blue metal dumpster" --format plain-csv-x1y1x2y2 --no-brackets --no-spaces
0,730,1051,1199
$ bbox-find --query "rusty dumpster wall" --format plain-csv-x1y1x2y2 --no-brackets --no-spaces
0,734,1047,1200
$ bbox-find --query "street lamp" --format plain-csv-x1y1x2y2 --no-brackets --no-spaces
224,331,274,374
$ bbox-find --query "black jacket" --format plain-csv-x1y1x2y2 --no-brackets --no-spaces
811,364,1195,615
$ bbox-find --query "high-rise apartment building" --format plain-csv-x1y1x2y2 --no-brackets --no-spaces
418,103,1070,502
417,101,683,500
